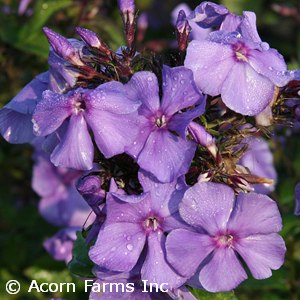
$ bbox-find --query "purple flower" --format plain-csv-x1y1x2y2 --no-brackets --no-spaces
32,150,93,227
125,66,205,182
76,27,102,49
43,27,84,66
89,171,188,289
43,227,78,263
18,0,32,15
185,29,289,115
171,4,210,41
0,39,82,145
76,174,106,215
118,0,135,15
295,183,300,216
187,2,263,47
0,72,48,144
166,182,286,292
187,1,229,29
32,82,140,170
238,137,277,194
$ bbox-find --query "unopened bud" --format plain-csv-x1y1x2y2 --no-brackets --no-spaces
76,27,101,48
76,27,112,57
118,0,135,24
188,121,217,158
43,27,84,66
76,175,105,215
176,10,191,51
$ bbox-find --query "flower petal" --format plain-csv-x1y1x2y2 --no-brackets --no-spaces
5,72,48,114
180,182,235,235
105,192,151,225
161,66,203,116
0,109,35,143
141,232,186,289
125,71,160,113
166,229,214,278
89,223,146,272
235,233,286,279
86,110,138,158
221,62,275,116
32,151,61,197
51,114,94,170
248,48,288,87
32,90,72,136
227,192,282,236
39,185,91,227
239,137,277,194
188,2,229,28
199,247,247,292
88,81,141,114
125,116,153,159
43,227,77,263
185,40,235,96
138,170,187,216
168,105,205,139
238,12,262,44
137,130,196,183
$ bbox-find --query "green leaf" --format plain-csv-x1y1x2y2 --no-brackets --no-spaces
68,231,94,278
18,0,72,39
190,288,238,300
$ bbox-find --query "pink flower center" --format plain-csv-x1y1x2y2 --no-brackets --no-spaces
74,93,86,113
143,216,161,232
232,42,249,62
155,114,167,128
215,233,234,248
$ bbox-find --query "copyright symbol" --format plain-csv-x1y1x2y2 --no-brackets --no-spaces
6,280,20,294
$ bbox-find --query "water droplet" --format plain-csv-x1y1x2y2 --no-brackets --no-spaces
155,261,159,265
175,183,181,190
126,244,133,251
268,66,273,71
148,77,153,82
180,79,185,85
111,247,116,252
126,236,131,241
124,252,128,255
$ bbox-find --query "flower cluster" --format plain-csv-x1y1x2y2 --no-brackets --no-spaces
1,1,300,298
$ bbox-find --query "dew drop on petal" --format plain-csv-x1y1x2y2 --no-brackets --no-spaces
126,244,133,251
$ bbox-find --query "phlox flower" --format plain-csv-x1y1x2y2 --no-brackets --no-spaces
166,182,286,292
32,82,140,170
125,65,206,183
89,171,188,289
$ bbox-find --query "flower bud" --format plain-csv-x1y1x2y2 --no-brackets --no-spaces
118,0,135,23
76,175,105,215
43,27,84,66
176,10,191,51
188,121,218,158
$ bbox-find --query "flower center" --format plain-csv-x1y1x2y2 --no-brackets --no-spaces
144,216,160,231
233,42,249,62
74,93,86,113
155,115,167,128
215,234,234,248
